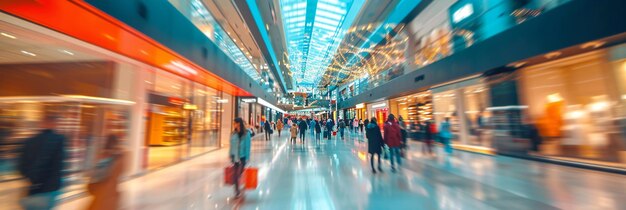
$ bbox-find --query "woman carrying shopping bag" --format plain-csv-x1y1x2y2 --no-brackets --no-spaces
229,117,251,197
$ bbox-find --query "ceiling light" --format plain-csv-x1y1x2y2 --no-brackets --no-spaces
507,61,527,68
544,51,561,59
1,32,16,39
581,41,605,49
21,50,36,56
59,49,74,55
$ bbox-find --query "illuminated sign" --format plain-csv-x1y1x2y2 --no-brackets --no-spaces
183,103,198,110
452,3,474,23
355,103,365,109
372,102,387,109
240,97,257,103
168,97,185,106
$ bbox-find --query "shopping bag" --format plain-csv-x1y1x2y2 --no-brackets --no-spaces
243,167,258,190
224,166,235,185
332,131,337,136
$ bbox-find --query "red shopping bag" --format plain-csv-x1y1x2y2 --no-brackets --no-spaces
243,168,258,190
332,131,337,136
224,166,235,185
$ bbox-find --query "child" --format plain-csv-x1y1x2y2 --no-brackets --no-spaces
290,123,298,144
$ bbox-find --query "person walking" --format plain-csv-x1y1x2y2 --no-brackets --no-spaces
310,119,317,137
353,119,359,133
326,119,333,140
18,116,66,210
290,123,298,144
229,118,251,197
264,120,272,141
366,118,384,173
298,118,308,143
338,119,346,140
86,134,127,210
439,117,453,154
314,120,322,143
383,114,403,172
423,120,435,155
363,118,370,131
359,119,364,133
276,120,284,137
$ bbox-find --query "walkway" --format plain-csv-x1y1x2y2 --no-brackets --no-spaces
57,130,626,210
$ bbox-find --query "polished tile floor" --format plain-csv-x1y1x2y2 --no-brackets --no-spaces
58,130,626,210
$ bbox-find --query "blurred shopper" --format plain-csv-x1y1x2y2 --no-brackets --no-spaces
229,117,251,197
264,120,272,141
276,120,284,137
353,119,359,133
439,117,453,154
366,118,384,173
326,119,333,140
338,119,346,139
86,134,126,210
398,116,408,158
383,114,402,172
359,119,364,133
290,123,298,144
526,123,542,153
18,116,66,210
314,120,322,143
363,119,370,131
423,121,435,156
298,118,308,143
310,119,317,136
0,120,13,176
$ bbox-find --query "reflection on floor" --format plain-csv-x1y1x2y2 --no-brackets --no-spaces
55,130,626,210
147,145,218,170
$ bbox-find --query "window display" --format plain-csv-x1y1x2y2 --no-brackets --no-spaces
519,47,626,166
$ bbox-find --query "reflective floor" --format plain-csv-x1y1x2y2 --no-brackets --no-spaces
58,131,626,210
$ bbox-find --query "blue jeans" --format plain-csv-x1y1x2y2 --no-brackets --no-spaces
389,147,402,167
20,191,60,210
339,128,344,138
442,138,453,154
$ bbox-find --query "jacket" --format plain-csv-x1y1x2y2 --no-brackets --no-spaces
229,130,251,161
18,129,66,195
290,126,298,137
338,121,345,128
326,121,333,131
314,121,321,133
264,121,272,131
366,123,384,154
310,120,316,131
87,152,127,210
439,121,452,139
298,121,308,133
383,121,402,148
276,121,284,130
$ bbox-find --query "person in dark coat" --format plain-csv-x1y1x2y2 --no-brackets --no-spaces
325,119,333,139
298,118,308,143
383,114,403,172
264,120,272,141
314,120,322,142
18,116,66,210
366,118,384,173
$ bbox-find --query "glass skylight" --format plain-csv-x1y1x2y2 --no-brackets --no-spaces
280,0,364,90
170,0,261,81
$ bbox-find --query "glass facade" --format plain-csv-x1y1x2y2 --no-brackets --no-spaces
518,44,626,167
0,13,232,199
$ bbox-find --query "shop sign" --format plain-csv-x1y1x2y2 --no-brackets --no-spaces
240,97,257,103
372,102,387,109
168,97,185,106
414,74,425,83
183,103,198,110
452,3,474,23
355,103,365,109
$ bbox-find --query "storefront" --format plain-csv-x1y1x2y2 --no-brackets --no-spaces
0,12,233,199
389,91,433,138
367,101,389,126
432,77,493,149
518,44,626,167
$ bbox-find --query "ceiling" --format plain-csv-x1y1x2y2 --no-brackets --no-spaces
0,20,104,64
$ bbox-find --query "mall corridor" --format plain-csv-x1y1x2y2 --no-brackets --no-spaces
51,132,626,210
